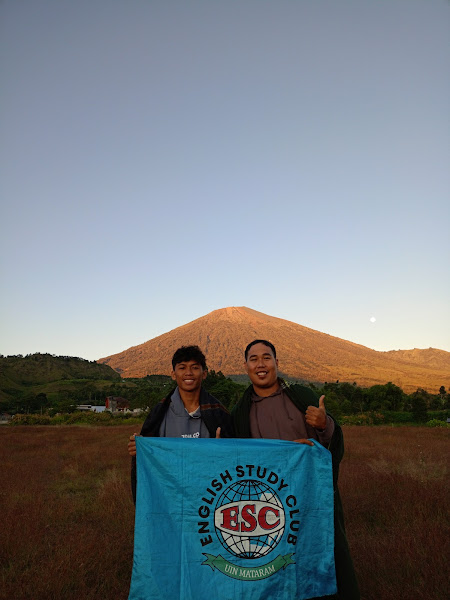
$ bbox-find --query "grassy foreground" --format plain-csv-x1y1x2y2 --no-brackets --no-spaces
0,426,448,600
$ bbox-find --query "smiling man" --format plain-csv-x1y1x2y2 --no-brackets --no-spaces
128,345,233,502
232,339,360,600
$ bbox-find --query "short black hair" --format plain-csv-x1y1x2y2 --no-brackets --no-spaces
244,339,277,361
171,345,207,370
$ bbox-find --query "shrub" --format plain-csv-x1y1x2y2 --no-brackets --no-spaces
340,412,385,426
428,410,450,422
381,411,414,424
8,411,146,426
426,419,448,428
9,414,52,425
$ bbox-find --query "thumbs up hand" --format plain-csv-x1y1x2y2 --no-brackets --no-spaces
305,395,327,430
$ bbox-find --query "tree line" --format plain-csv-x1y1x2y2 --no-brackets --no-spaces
2,370,448,425
310,380,448,423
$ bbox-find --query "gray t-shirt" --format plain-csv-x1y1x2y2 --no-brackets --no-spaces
249,387,334,446
159,387,209,438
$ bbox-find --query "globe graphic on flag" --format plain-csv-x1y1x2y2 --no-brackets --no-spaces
214,480,285,559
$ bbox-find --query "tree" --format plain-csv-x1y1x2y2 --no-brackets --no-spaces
35,393,50,413
55,391,76,414
366,382,404,411
203,371,246,410
438,386,449,409
409,389,428,423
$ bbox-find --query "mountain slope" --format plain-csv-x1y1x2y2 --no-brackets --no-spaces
98,307,450,393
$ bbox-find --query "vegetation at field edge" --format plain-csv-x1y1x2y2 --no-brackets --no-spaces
1,354,449,425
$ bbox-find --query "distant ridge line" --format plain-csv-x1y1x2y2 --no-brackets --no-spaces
98,306,449,393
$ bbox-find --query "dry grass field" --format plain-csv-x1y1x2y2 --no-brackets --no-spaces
0,425,448,600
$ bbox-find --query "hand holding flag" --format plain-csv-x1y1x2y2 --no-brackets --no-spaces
128,433,138,456
293,438,314,446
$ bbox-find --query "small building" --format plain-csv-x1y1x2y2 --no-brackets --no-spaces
105,396,129,413
76,404,106,413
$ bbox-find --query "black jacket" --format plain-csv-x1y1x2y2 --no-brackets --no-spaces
131,387,234,503
232,381,360,600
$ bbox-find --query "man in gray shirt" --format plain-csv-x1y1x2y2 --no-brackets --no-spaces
128,345,233,502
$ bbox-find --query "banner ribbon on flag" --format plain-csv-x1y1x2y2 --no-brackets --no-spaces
202,552,295,580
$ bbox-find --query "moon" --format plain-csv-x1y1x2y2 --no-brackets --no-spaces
370,316,376,323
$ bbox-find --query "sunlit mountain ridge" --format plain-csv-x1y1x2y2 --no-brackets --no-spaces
98,307,449,393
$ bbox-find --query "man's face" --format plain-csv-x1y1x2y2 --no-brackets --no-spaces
244,342,279,391
171,360,206,393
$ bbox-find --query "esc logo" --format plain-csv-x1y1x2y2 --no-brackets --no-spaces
215,480,284,558
198,468,299,581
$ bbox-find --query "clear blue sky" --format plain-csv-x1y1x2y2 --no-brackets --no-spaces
1,0,449,361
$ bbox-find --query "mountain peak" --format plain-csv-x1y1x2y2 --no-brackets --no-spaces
98,307,449,392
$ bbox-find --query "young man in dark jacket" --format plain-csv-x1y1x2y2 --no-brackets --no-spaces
232,339,360,600
128,345,234,502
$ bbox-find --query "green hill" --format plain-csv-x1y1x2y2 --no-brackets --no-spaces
0,353,122,409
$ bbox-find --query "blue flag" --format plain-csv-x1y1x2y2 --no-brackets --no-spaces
129,437,337,600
